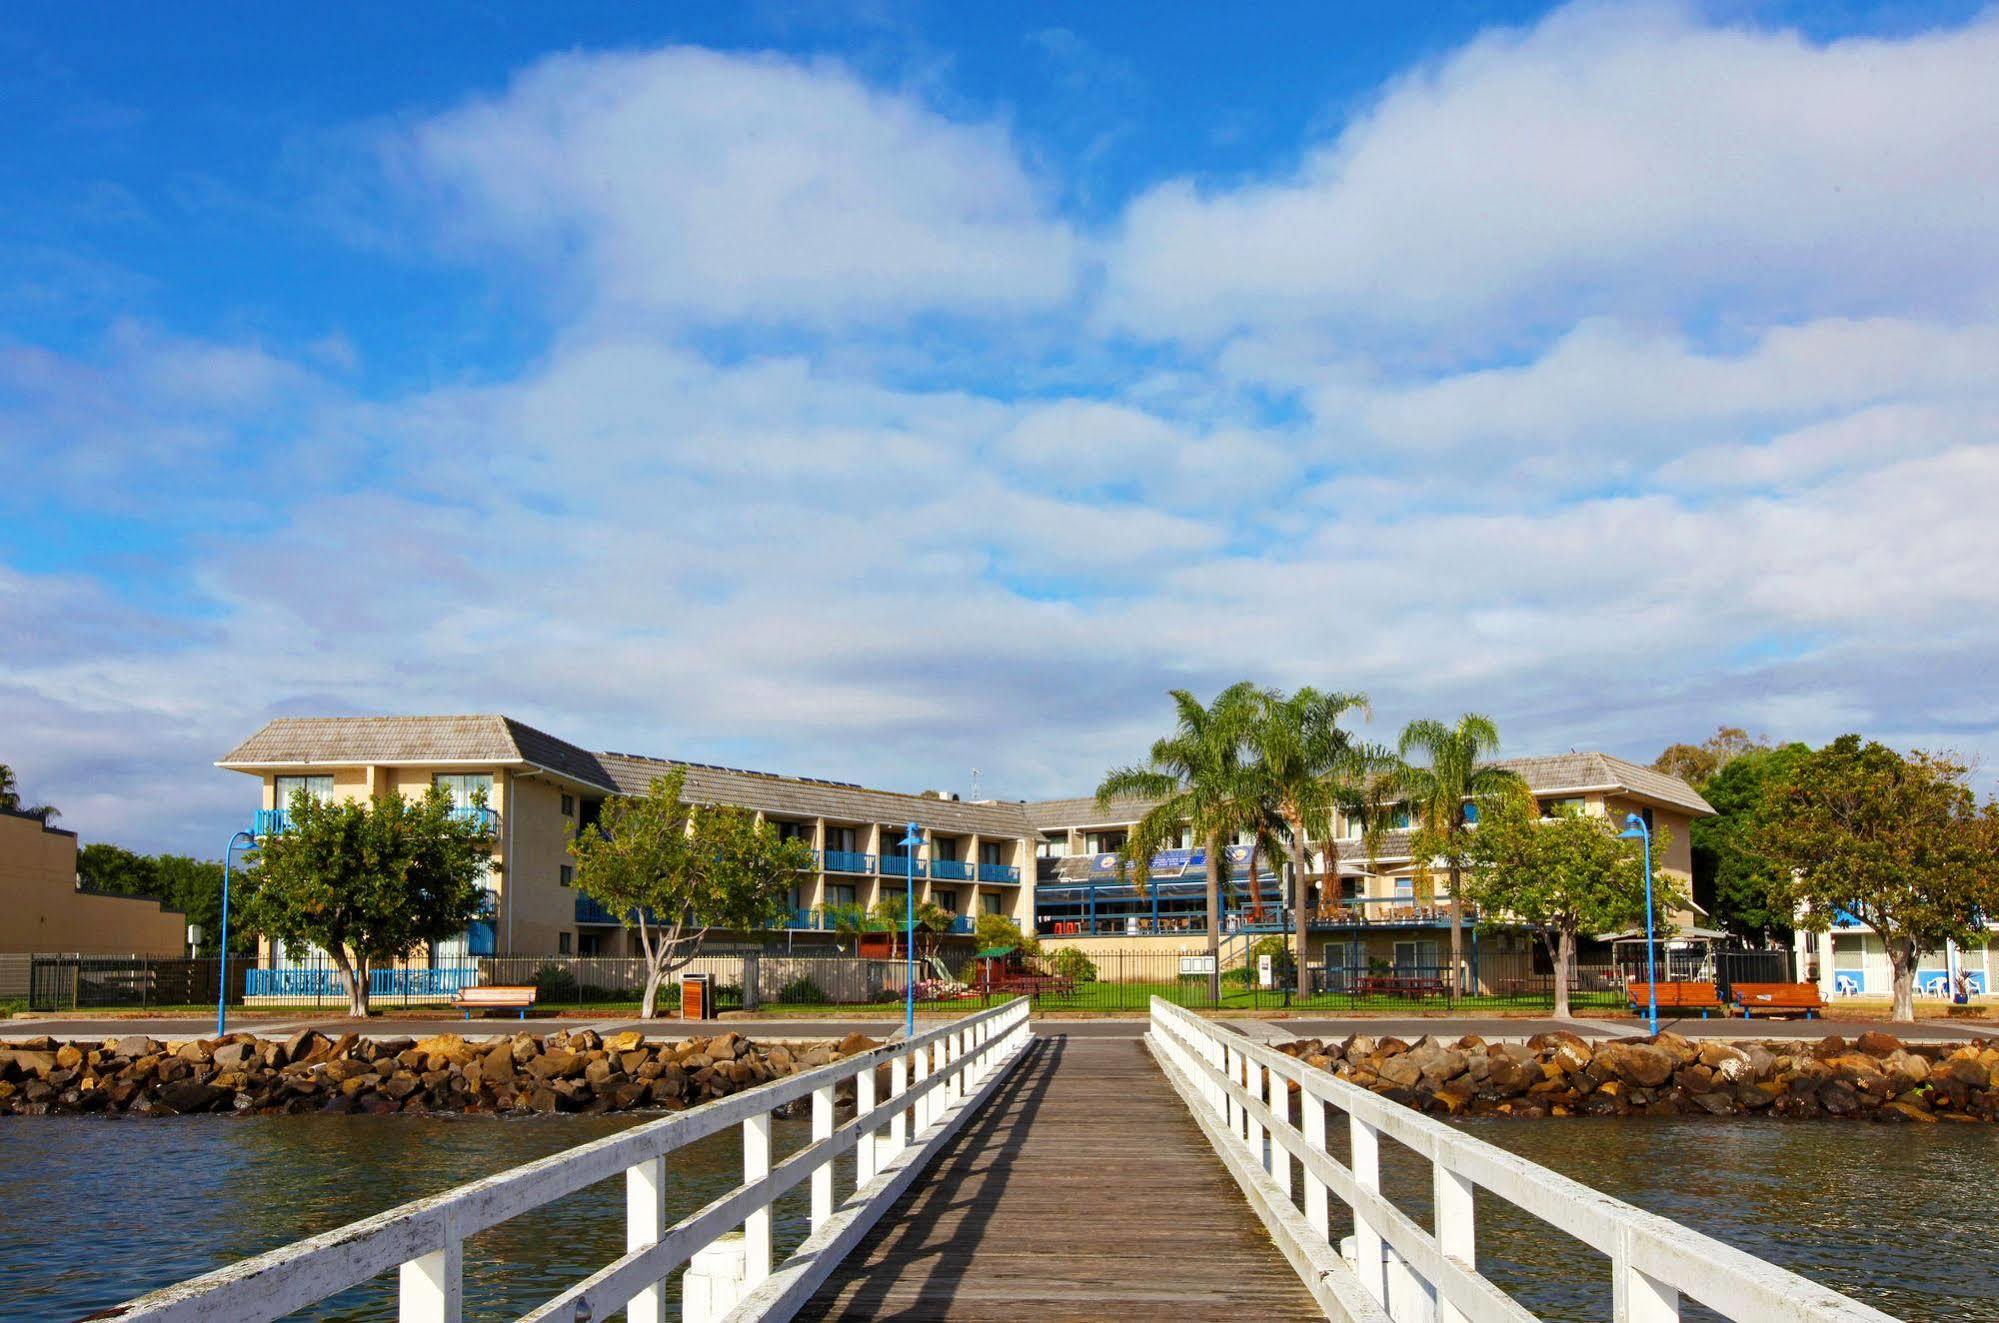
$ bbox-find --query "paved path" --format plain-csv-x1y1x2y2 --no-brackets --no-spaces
800,1033,1317,1321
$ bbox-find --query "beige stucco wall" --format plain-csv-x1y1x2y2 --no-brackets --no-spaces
0,814,186,956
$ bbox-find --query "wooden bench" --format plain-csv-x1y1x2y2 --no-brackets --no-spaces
453,985,537,1020
1730,982,1825,1019
1627,980,1722,1019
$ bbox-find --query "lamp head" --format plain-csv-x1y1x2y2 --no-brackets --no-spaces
1619,812,1648,840
901,821,924,849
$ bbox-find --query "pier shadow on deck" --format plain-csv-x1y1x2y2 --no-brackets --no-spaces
801,1033,1320,1321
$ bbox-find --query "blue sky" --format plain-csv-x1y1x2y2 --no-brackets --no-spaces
5,1,1999,853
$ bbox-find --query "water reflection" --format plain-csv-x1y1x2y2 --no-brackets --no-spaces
0,1113,818,1321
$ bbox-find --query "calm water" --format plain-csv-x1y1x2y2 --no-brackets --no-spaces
0,1113,1993,1320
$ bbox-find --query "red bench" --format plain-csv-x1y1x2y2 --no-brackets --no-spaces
1731,982,1825,1019
1628,980,1722,1019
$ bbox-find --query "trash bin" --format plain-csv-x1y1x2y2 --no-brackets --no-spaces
681,972,712,1021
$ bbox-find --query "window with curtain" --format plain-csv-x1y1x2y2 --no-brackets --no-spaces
433,773,493,808
274,774,333,807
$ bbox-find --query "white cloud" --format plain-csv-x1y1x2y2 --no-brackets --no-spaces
397,46,1079,324
1103,4,1999,344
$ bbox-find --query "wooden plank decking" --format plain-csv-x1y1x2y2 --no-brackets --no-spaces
801,1033,1322,1321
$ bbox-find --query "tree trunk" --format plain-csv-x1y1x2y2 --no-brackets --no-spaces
1289,813,1311,997
1245,840,1264,923
1448,861,1465,995
1888,934,1916,1023
1551,929,1573,1020
640,966,663,1019
1205,839,1222,1005
331,948,369,1018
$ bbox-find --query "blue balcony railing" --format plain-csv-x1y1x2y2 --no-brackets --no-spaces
978,863,1020,884
930,859,974,881
575,894,664,925
788,907,823,930
948,914,974,934
824,850,873,874
251,804,496,836
879,855,927,878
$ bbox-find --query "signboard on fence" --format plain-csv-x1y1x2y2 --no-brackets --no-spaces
1258,954,1274,988
1178,955,1216,977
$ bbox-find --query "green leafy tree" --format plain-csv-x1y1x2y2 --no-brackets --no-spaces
871,893,956,959
243,786,491,1016
1097,684,1280,1003
1242,685,1387,994
1687,742,1810,942
1651,726,1766,788
0,762,58,822
972,912,1038,958
78,843,161,898
1753,736,1999,1022
568,770,809,1017
1398,714,1523,993
816,900,881,950
1463,790,1683,1017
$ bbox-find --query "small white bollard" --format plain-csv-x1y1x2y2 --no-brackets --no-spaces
681,1232,748,1323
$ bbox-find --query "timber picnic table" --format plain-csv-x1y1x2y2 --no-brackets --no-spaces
1351,972,1451,999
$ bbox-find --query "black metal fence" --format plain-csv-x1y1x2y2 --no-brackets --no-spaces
27,956,250,1012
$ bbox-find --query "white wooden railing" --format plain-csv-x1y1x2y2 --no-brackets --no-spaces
106,997,1032,1323
1146,999,1900,1323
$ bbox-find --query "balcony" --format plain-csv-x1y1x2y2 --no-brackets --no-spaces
978,863,1020,884
879,855,927,879
930,858,974,881
250,804,497,837
823,850,874,874
575,894,663,926
788,907,824,930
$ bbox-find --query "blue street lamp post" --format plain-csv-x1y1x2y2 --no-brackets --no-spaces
900,822,923,1039
217,828,256,1037
1620,813,1658,1036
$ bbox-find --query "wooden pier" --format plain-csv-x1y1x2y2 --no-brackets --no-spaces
803,1033,1320,1320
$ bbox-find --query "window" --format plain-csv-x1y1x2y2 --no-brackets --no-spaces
1540,797,1585,818
559,865,573,888
981,893,1004,916
560,793,574,817
274,774,333,807
1391,805,1412,830
433,773,493,808
1084,831,1126,855
775,820,812,842
980,841,1006,866
558,932,572,955
936,890,958,913
1393,876,1415,899
1393,940,1438,972
827,883,857,909
578,932,604,957
826,826,857,853
933,836,960,861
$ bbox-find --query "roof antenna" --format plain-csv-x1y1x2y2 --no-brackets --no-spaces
970,767,982,800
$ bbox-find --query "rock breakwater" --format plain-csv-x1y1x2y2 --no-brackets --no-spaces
1281,1029,1999,1122
0,1028,889,1117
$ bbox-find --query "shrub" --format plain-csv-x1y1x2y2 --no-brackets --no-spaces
1047,947,1099,983
777,975,832,1005
1230,936,1296,986
532,963,580,1002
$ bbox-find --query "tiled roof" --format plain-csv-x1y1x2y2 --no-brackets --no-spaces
218,716,617,792
1021,795,1154,831
595,752,1036,837
1495,752,1715,816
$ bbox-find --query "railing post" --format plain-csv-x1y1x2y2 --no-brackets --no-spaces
626,1155,668,1323
1350,1113,1386,1305
1434,1155,1475,1323
856,1057,878,1184
811,1082,835,1229
890,1049,909,1154
1244,1055,1264,1160
1267,1061,1292,1196
397,1235,461,1323
911,1039,930,1133
742,1111,772,1288
1301,1087,1328,1241
1222,1043,1240,1137
1614,1228,1681,1322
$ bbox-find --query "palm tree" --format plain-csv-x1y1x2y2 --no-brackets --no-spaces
1243,686,1388,995
1096,684,1275,1003
1397,714,1522,993
0,763,57,822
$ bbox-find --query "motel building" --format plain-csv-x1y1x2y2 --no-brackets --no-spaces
1793,911,1998,1004
222,717,1711,996
1027,753,1712,989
